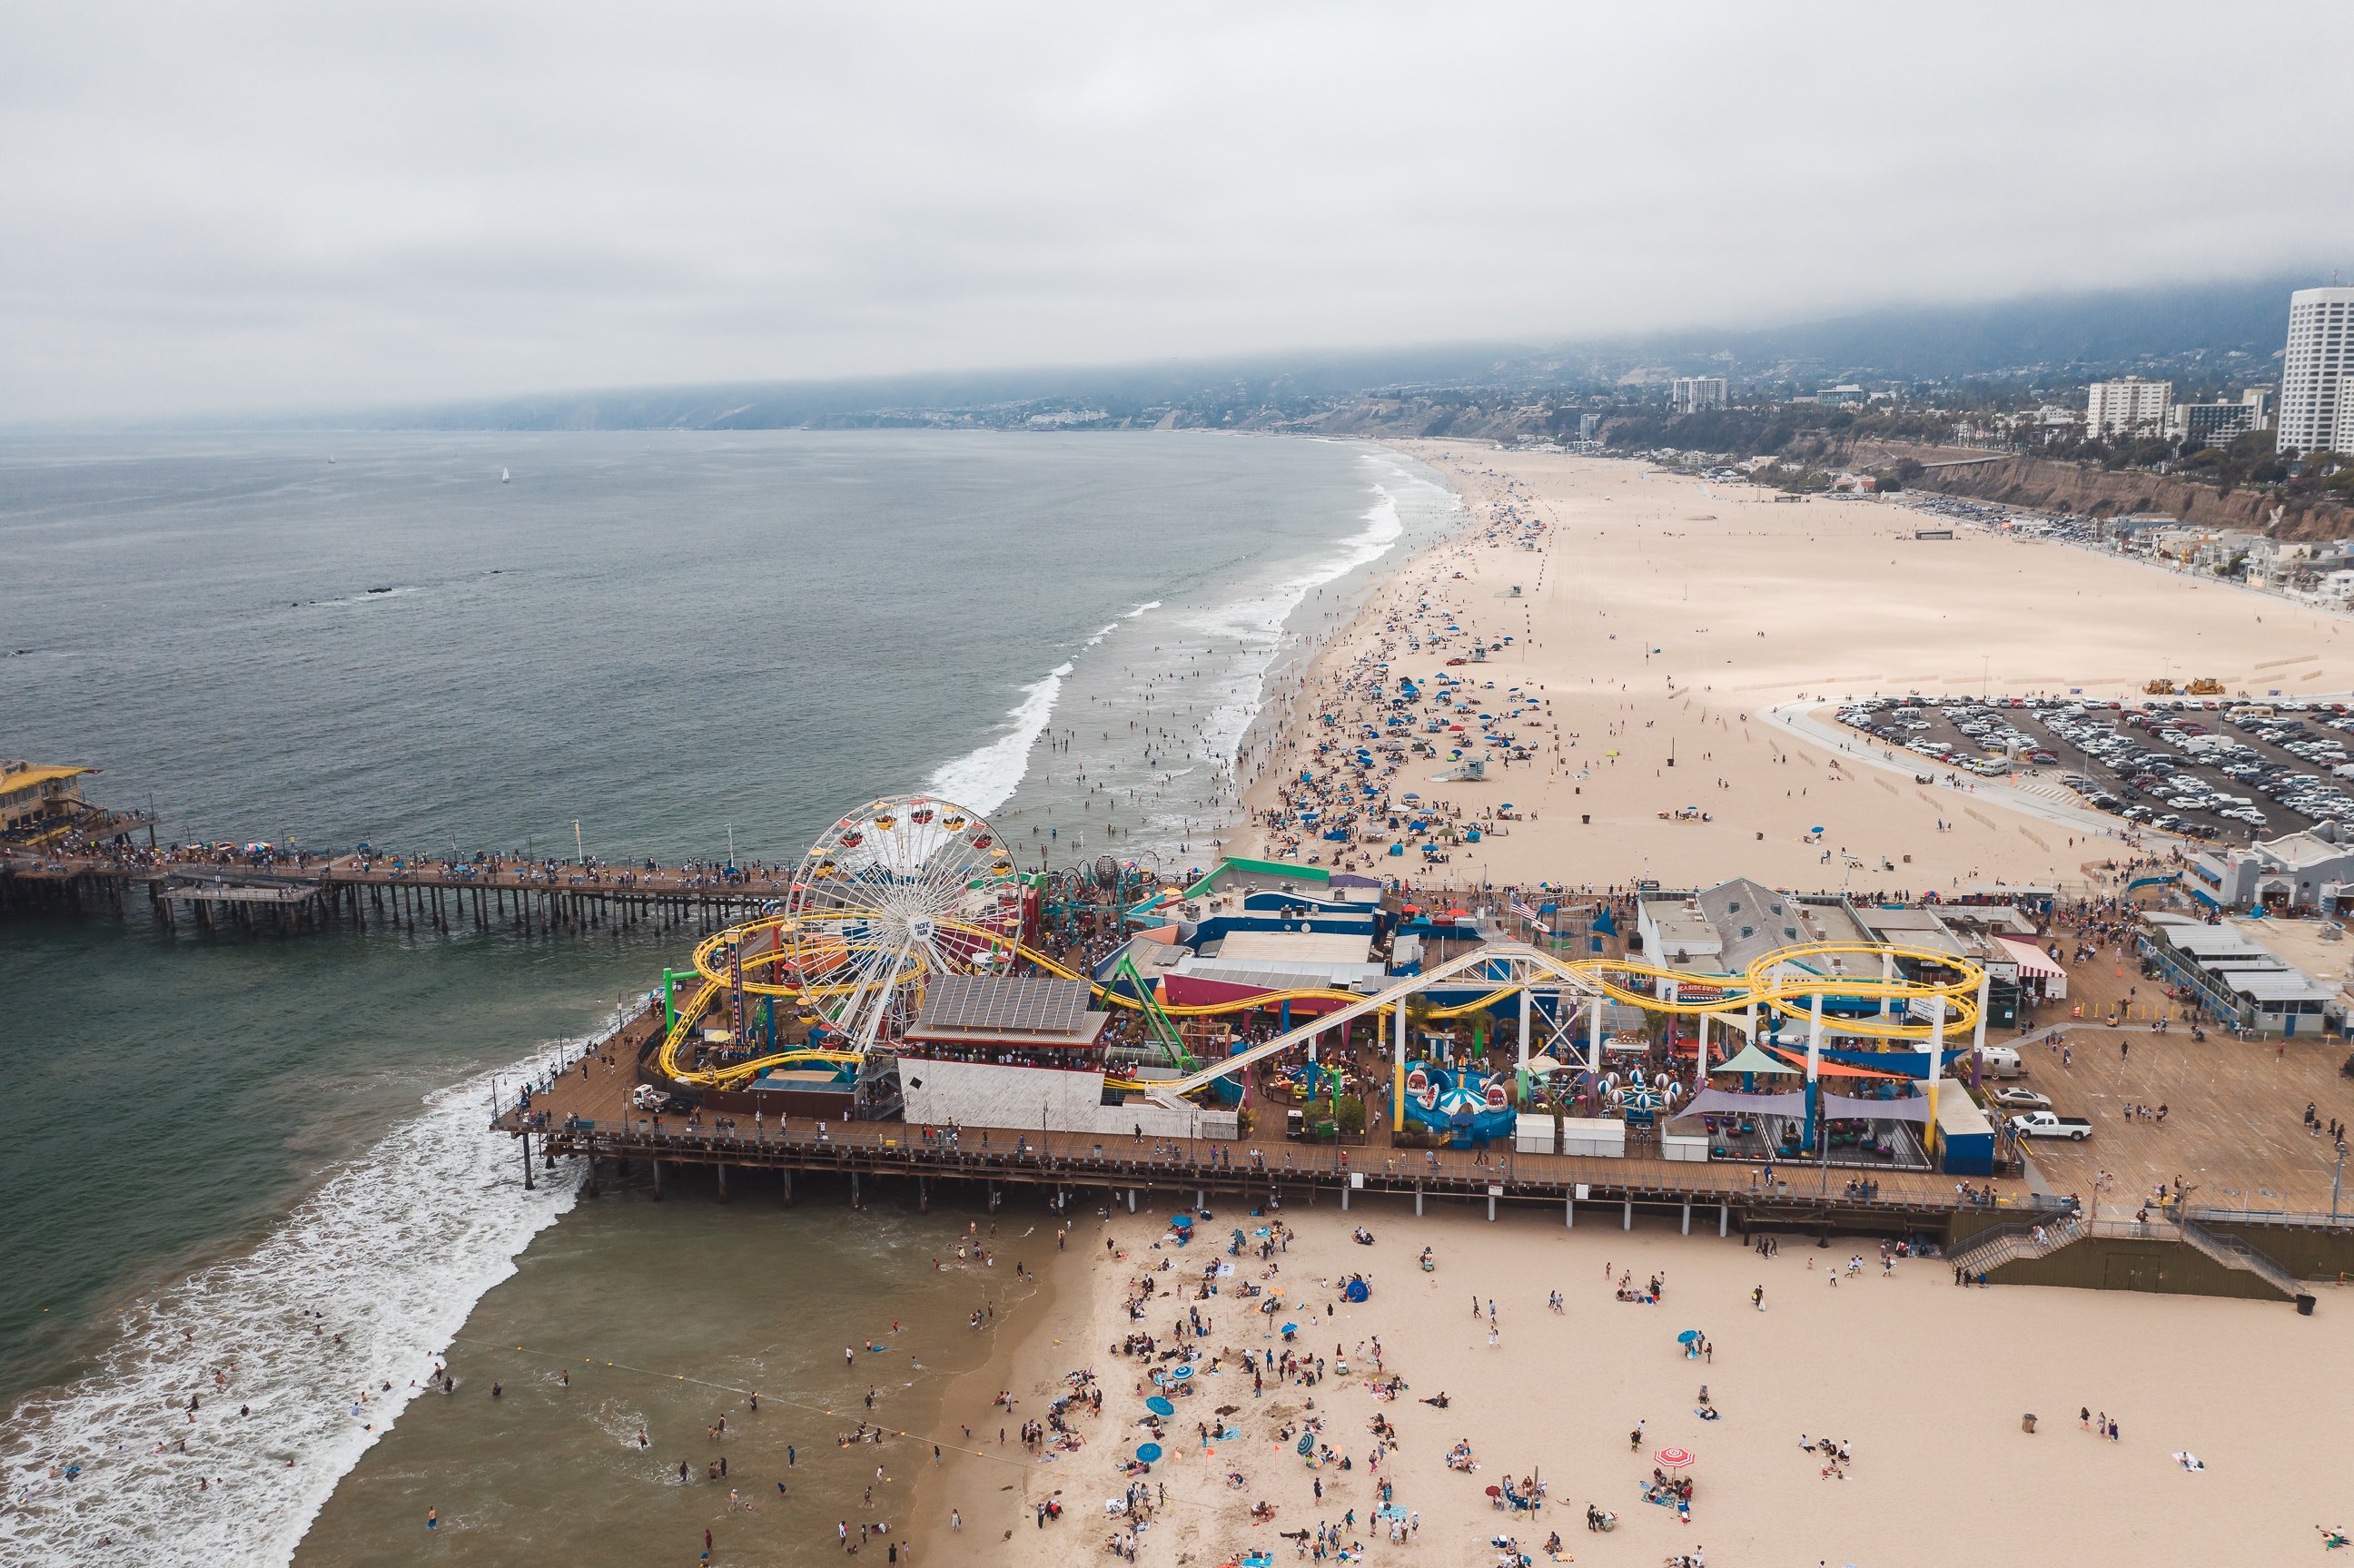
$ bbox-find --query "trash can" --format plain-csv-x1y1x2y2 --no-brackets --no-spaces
2021,1413,2037,1434
2298,1295,2317,1317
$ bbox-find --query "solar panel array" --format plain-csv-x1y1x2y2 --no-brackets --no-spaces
917,974,1090,1037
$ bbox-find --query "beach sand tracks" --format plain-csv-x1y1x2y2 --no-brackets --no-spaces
1963,806,1997,830
2019,825,2051,850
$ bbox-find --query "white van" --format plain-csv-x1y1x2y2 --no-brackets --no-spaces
1973,1046,2024,1080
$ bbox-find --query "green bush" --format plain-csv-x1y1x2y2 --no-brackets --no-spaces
1334,1094,1367,1135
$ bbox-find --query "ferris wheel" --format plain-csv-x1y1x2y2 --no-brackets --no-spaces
782,794,1024,1053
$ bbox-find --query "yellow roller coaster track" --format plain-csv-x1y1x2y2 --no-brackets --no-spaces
653,916,1986,1097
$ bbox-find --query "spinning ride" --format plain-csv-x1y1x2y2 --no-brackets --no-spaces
783,794,1022,1052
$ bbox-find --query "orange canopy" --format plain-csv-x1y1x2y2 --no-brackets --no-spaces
1762,1045,1912,1080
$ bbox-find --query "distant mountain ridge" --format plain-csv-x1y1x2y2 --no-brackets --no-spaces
304,271,2321,432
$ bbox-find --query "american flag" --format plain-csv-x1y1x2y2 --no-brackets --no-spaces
1510,898,1540,922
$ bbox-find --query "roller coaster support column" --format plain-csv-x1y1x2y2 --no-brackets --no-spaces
1517,974,1531,1101
1925,986,1947,1160
1970,971,1990,1057
1803,992,1825,1152
1880,952,1895,1020
1587,993,1603,1076
663,969,681,1032
1392,1002,1407,1130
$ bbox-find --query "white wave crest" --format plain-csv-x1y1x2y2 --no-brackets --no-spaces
924,660,1073,815
0,1051,587,1568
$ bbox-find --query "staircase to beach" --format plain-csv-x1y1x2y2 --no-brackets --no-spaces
1950,1209,2305,1302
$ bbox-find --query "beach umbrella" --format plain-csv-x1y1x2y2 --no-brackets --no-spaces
1484,1485,1502,1498
1137,1443,1163,1463
1654,1447,1696,1470
1297,1433,1315,1456
1676,1330,1702,1346
1170,1215,1194,1229
1170,1366,1193,1380
1280,1322,1298,1334
1146,1396,1175,1416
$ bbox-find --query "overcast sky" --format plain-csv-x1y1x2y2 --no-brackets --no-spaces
4,2,2349,422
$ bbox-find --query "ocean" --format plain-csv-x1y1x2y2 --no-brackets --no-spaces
0,429,1458,1564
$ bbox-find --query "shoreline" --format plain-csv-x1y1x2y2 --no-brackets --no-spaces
904,1223,1090,1565
1226,440,2354,891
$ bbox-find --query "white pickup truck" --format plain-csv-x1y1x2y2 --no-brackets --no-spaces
2009,1110,2092,1142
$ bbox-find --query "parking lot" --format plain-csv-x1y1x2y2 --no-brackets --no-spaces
1835,695,2354,848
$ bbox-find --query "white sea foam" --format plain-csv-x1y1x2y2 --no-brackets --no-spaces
925,659,1074,816
1192,454,1453,787
926,602,1166,816
0,1050,588,1568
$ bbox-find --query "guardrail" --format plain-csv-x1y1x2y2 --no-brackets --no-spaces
2186,1206,2354,1231
1949,1214,2088,1276
2180,1216,2303,1298
490,1002,646,1123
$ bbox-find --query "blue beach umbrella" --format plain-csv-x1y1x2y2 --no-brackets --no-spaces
1146,1396,1175,1416
1676,1329,1702,1346
1170,1215,1193,1229
1169,1366,1193,1381
1137,1443,1163,1463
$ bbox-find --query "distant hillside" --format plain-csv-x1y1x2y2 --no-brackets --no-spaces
300,272,2320,433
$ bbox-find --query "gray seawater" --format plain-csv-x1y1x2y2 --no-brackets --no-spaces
0,429,1457,1565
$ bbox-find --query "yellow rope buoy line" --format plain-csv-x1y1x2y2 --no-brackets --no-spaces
654,912,1986,1096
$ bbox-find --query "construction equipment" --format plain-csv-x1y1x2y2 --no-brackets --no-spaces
2188,677,2225,696
2143,677,2178,695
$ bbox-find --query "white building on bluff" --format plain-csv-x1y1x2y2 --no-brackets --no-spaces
2085,376,2172,439
2279,286,2354,456
1670,377,1726,414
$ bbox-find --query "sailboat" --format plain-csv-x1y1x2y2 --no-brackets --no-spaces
500,467,510,484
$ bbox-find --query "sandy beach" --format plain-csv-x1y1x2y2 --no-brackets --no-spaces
1233,443,2354,892
935,1198,2351,1568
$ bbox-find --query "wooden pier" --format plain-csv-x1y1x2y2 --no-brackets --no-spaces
0,850,787,937
495,1000,2052,1247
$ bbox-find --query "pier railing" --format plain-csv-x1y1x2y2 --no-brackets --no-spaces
489,1002,652,1124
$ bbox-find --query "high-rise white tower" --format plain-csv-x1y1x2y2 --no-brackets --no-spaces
2279,286,2354,455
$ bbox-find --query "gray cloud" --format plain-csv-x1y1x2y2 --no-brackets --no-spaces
4,0,2349,421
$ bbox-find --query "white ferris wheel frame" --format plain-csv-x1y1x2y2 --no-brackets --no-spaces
784,794,1021,1054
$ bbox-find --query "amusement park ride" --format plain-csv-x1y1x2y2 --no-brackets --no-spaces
651,794,1995,1131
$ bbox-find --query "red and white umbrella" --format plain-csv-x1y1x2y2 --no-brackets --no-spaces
1653,1447,1696,1470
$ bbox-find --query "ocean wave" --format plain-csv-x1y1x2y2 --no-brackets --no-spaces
0,1050,588,1568
1191,460,1437,783
923,660,1073,816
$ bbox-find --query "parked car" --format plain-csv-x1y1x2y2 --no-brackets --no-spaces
1990,1087,2052,1111
2010,1110,2092,1141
